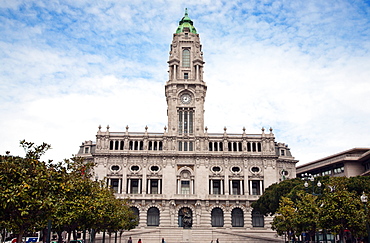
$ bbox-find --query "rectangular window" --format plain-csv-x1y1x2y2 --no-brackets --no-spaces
150,179,159,194
212,180,221,194
178,142,182,151
189,142,193,151
178,109,194,135
232,180,240,195
184,73,189,79
189,111,193,133
184,142,188,151
182,49,190,67
280,149,285,156
178,111,183,134
84,147,89,154
131,179,139,194
184,111,188,134
111,179,119,193
322,170,332,176
251,180,262,195
181,181,190,194
334,166,344,174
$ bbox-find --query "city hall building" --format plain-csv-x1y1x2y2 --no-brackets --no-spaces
77,10,297,243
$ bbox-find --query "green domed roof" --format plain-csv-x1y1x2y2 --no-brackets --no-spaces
176,8,197,34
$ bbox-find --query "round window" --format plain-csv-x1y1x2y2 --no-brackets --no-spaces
150,165,159,172
231,166,240,173
212,166,221,172
111,165,120,171
251,167,260,173
131,165,140,172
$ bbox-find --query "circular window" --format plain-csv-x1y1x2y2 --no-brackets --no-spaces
231,166,240,173
150,165,159,172
281,170,289,176
251,167,260,173
212,166,221,173
111,165,120,171
131,165,140,172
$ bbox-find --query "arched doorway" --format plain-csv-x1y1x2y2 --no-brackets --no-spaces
211,207,224,227
231,208,244,227
147,207,160,226
178,207,192,228
130,206,139,226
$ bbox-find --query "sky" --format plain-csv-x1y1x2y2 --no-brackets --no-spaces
1,0,369,165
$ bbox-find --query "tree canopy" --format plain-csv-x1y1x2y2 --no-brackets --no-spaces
0,141,136,243
254,176,370,242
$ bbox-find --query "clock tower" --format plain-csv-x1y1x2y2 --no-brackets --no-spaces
165,9,207,138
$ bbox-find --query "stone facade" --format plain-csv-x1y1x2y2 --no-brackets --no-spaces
77,10,297,243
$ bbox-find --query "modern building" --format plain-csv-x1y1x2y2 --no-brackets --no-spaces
77,10,297,243
296,148,370,178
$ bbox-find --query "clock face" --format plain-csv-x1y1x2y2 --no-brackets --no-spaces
181,94,192,104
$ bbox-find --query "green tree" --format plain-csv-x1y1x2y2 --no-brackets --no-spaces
319,177,366,242
0,141,58,243
294,192,321,241
1,141,137,243
272,197,298,241
252,178,303,216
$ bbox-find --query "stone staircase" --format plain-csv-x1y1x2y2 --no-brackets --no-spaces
97,228,284,243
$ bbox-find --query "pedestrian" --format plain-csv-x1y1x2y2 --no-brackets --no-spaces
161,238,165,243
138,239,142,243
127,237,132,243
216,239,219,243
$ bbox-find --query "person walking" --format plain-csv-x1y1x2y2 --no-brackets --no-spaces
216,239,219,243
137,239,142,243
127,237,132,243
161,238,165,243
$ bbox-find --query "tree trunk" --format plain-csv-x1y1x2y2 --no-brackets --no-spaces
17,228,25,243
57,231,63,243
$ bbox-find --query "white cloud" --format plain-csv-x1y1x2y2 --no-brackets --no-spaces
0,0,369,165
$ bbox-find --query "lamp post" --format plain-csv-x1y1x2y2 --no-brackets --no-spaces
360,192,370,243
301,173,322,243
302,173,322,195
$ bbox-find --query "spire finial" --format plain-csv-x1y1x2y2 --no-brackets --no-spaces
185,8,188,16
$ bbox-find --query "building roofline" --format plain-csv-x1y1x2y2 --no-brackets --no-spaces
297,147,370,169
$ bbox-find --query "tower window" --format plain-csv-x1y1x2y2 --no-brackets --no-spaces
182,49,190,67
178,108,194,134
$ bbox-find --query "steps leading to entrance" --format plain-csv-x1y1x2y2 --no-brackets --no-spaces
96,228,284,243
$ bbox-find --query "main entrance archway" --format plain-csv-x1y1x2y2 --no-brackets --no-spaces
178,207,192,228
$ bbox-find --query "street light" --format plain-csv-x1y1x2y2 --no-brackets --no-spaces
301,173,323,243
360,192,370,243
302,173,322,195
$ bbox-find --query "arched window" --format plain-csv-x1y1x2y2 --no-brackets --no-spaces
178,207,192,228
247,142,251,152
147,207,160,226
252,210,264,227
109,140,114,150
257,142,262,152
114,141,119,150
182,49,190,67
252,142,256,152
130,207,139,226
120,140,124,150
211,208,224,227
232,208,244,227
